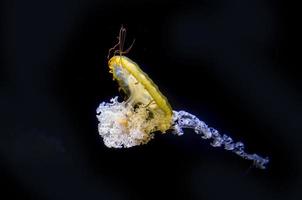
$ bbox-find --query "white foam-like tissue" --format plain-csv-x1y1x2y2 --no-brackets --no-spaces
96,97,153,148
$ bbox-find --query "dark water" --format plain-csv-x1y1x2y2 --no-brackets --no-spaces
1,0,301,199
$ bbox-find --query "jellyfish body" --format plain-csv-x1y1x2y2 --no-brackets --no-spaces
108,55,172,132
96,55,172,148
96,27,269,169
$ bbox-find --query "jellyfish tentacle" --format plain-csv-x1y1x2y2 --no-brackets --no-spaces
172,110,269,169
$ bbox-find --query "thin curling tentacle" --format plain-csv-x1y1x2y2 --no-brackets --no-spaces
107,25,135,59
172,110,269,169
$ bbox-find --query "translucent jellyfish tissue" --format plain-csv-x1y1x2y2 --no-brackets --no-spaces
96,26,269,169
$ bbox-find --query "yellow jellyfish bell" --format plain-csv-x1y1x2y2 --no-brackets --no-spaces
108,55,173,132
96,26,173,148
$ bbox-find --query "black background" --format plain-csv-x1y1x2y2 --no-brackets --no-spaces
1,0,301,200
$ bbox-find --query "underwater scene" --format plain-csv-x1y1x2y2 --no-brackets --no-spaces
1,0,301,200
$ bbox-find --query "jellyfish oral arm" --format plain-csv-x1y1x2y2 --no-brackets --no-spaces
172,110,269,169
96,98,269,169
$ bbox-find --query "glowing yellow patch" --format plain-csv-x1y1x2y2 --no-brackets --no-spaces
108,55,172,132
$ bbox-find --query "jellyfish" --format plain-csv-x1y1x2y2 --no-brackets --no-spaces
96,26,269,169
